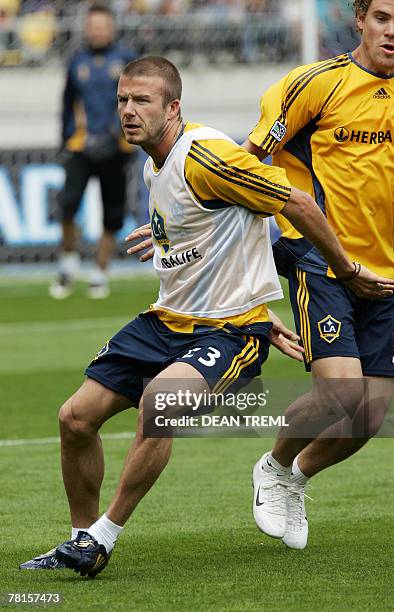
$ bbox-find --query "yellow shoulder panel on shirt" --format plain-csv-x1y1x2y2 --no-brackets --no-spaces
249,54,351,156
184,136,291,215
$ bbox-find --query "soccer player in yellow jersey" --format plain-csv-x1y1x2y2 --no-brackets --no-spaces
243,0,394,549
20,56,392,575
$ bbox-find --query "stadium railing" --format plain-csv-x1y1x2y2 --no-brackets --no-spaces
0,11,301,67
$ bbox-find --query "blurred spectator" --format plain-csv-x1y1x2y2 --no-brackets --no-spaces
50,3,137,300
318,0,359,58
0,0,19,16
18,1,57,63
159,0,189,16
0,0,20,64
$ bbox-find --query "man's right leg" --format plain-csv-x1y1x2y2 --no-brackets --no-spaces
19,377,132,570
59,378,132,528
55,362,205,577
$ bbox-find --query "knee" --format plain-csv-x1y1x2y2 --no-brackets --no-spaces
314,381,365,420
58,398,97,446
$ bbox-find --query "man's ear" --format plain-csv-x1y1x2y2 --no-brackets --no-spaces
168,99,180,120
356,12,366,34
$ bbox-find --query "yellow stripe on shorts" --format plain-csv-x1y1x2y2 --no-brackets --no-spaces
212,337,260,396
296,269,312,363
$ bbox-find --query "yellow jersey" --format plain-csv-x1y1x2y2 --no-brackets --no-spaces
249,52,393,277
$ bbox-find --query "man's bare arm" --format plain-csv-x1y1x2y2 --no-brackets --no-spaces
282,188,394,298
241,138,269,161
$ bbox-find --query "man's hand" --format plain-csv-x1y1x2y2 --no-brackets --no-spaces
125,224,154,262
268,309,304,362
343,265,394,299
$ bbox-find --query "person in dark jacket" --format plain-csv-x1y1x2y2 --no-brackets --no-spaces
50,3,137,299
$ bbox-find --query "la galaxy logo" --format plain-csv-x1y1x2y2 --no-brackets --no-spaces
151,207,170,254
318,315,342,344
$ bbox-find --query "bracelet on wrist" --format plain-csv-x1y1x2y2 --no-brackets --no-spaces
339,261,361,282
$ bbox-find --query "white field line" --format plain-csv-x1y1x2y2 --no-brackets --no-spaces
0,277,158,298
0,316,129,334
0,431,135,448
0,427,272,448
0,268,156,285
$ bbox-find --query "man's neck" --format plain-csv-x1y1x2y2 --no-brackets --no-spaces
143,119,183,168
352,44,392,76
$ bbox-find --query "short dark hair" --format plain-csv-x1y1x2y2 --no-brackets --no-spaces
122,56,182,106
353,0,373,18
87,3,115,19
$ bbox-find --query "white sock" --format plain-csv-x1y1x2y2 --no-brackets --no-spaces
71,527,89,540
88,514,123,554
59,251,80,278
263,451,292,478
89,265,107,286
291,455,309,485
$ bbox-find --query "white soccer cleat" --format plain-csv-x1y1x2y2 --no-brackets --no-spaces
87,282,110,299
282,481,309,550
49,274,73,299
87,267,109,299
252,452,289,539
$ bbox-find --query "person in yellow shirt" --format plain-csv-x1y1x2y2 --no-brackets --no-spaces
243,0,393,550
20,56,392,576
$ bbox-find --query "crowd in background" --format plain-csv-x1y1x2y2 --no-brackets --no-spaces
0,0,359,66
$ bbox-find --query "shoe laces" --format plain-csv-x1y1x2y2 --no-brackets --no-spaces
261,473,290,514
287,482,312,527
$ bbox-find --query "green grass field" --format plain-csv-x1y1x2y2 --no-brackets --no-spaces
0,276,393,611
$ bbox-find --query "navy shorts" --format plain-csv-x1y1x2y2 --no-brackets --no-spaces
288,267,394,376
59,151,130,232
85,312,272,407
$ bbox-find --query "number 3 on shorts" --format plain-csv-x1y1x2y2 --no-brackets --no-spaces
198,347,221,366
182,346,221,367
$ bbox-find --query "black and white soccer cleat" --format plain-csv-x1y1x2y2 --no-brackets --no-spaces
19,548,67,570
55,531,110,578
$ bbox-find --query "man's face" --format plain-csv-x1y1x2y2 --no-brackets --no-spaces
357,0,394,73
84,12,115,49
117,75,176,146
